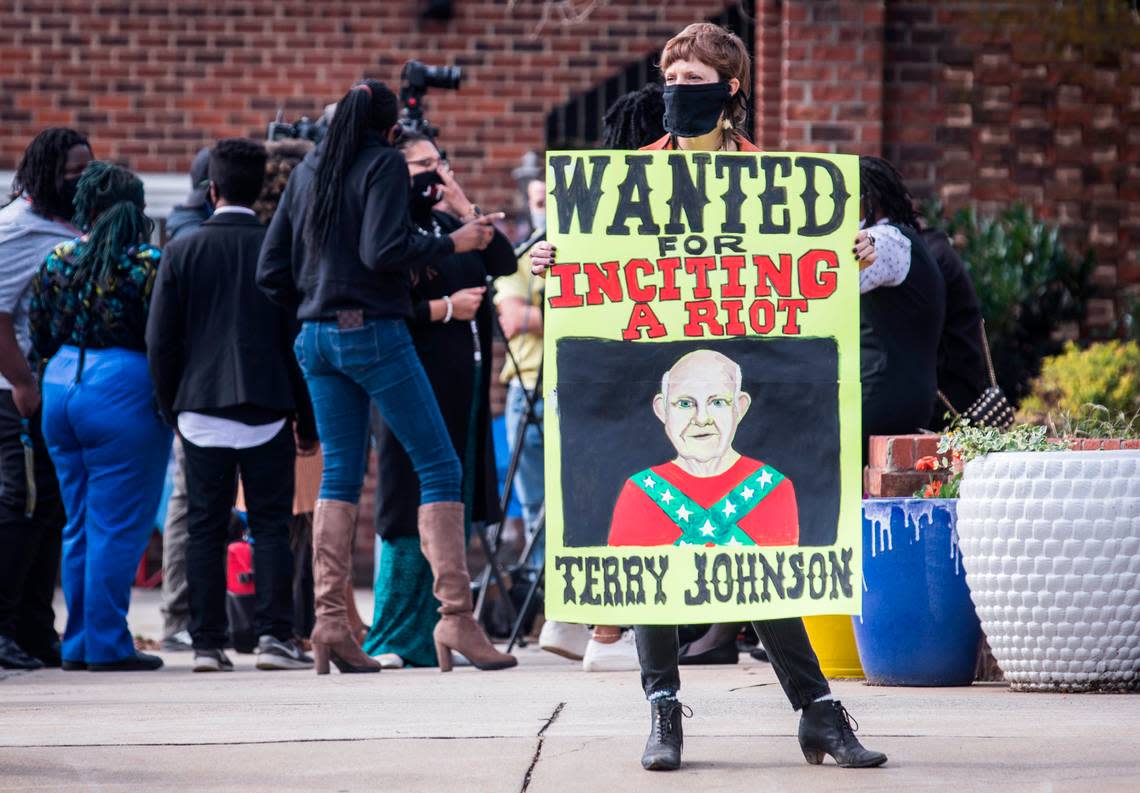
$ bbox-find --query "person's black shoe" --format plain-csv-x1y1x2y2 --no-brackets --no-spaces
641,698,692,771
88,652,164,672
678,639,738,665
749,646,769,663
34,638,62,668
61,659,87,671
0,635,44,670
678,623,740,665
798,700,887,768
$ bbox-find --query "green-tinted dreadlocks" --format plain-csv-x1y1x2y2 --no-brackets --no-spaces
859,156,919,229
71,161,153,290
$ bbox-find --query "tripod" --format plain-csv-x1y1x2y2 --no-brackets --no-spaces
472,235,547,644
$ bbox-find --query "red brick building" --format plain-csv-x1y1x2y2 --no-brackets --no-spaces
2,0,1137,326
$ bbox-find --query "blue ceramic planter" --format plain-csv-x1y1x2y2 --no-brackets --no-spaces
852,498,981,686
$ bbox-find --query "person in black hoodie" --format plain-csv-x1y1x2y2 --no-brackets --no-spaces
854,156,946,452
362,131,516,668
257,79,515,675
921,226,987,428
147,138,318,674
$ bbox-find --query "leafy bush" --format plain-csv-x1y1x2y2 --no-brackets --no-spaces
1019,341,1140,421
937,419,1067,465
924,202,1094,404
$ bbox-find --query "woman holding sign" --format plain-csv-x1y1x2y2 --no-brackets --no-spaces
530,23,886,773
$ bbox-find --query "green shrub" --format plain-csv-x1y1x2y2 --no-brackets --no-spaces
1020,341,1140,421
924,202,1094,403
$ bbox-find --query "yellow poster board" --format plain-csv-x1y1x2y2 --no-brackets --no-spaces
542,150,862,625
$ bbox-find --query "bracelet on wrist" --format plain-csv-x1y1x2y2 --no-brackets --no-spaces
442,295,454,323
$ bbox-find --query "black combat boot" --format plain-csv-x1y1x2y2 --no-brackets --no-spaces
640,697,691,771
798,700,887,768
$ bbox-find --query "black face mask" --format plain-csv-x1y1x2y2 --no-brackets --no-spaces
662,82,732,138
58,177,81,215
409,171,444,221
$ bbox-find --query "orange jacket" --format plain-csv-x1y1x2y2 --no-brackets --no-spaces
640,132,761,152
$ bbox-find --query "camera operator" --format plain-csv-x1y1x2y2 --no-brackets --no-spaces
363,131,515,669
256,79,515,675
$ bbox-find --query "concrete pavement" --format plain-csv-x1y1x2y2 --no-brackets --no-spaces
0,589,1137,792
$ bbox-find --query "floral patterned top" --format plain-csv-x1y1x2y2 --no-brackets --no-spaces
29,238,161,361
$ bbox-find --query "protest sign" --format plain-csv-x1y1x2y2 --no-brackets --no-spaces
543,150,862,625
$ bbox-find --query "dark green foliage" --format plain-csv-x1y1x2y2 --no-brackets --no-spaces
923,201,1094,404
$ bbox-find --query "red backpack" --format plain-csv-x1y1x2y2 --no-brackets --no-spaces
226,537,257,652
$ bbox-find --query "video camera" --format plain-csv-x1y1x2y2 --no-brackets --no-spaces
264,60,460,145
398,60,463,140
266,105,334,145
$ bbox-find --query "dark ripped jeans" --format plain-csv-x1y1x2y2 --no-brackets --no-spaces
635,619,831,710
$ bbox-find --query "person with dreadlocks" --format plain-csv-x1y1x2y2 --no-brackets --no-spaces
601,83,666,150
29,161,172,672
257,79,516,675
529,22,887,774
0,128,91,670
853,156,946,448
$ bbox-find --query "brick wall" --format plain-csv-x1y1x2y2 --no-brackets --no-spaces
755,0,884,155
0,0,730,216
2,0,1133,308
883,1,1140,329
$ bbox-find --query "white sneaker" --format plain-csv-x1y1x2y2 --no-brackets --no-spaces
375,653,405,669
192,649,234,673
582,630,639,672
538,621,591,661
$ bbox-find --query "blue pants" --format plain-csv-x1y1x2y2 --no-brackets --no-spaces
42,346,172,664
294,320,460,505
505,380,544,566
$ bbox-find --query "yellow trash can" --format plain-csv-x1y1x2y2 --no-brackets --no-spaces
803,615,864,679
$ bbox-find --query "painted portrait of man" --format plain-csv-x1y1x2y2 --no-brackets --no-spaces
607,349,800,547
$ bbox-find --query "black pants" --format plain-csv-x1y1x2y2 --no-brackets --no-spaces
289,512,314,640
636,618,831,711
0,390,65,657
184,426,296,650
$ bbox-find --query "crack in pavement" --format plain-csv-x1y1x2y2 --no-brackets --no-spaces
519,702,565,793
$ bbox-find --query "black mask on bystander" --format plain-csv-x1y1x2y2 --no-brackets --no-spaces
59,177,81,215
409,171,444,222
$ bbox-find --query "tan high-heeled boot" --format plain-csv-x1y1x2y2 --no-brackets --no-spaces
345,581,369,645
419,502,517,672
311,499,381,675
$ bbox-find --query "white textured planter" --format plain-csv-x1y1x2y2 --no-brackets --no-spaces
956,450,1140,692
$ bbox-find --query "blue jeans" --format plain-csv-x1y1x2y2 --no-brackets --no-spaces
42,346,172,664
294,319,461,505
505,380,544,565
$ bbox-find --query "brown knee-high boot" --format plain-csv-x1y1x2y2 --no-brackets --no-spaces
419,502,517,671
311,499,381,674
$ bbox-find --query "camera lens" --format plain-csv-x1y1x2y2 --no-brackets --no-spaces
423,64,462,90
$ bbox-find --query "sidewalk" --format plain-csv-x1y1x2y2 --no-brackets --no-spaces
1,589,1137,792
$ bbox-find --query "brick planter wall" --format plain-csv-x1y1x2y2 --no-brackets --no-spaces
865,433,945,497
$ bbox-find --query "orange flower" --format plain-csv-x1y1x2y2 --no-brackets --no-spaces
922,479,943,498
915,455,939,472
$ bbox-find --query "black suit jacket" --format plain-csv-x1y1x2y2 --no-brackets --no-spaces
146,211,316,441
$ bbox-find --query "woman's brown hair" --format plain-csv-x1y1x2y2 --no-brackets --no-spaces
660,22,752,131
